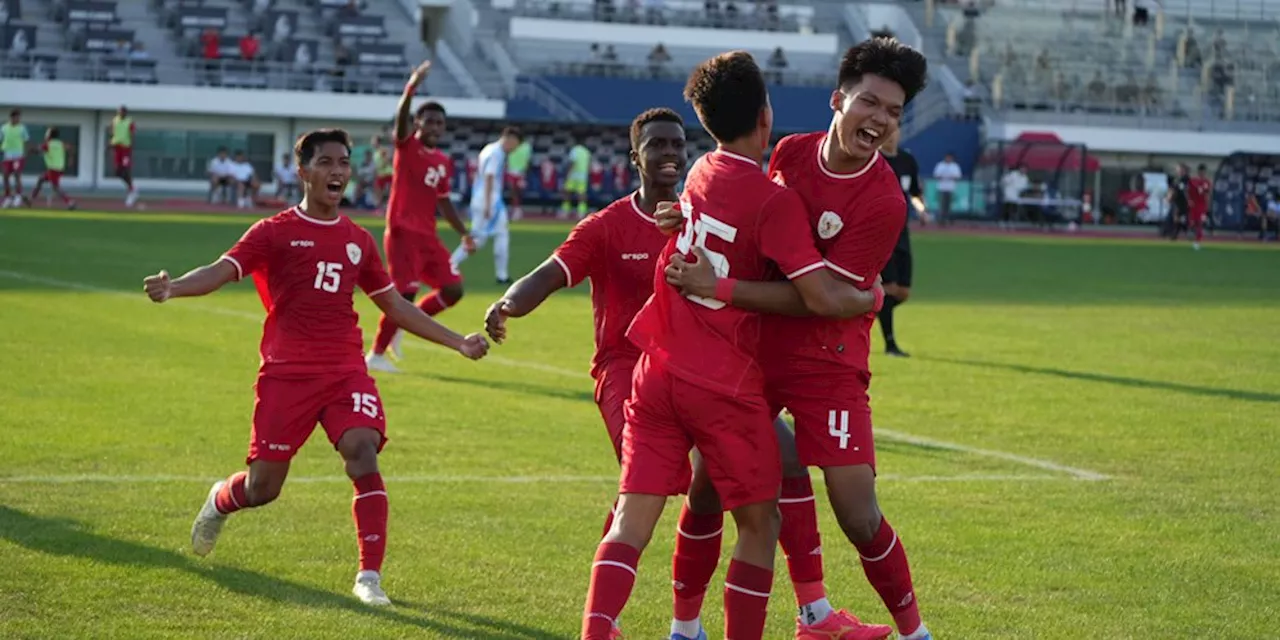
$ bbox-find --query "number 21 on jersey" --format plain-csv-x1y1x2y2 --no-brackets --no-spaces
674,202,738,310
314,261,342,292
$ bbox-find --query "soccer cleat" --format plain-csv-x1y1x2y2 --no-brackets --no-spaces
389,330,405,361
365,352,400,373
885,345,910,358
191,481,229,557
353,571,391,606
669,629,707,640
898,628,931,640
609,627,624,640
796,610,893,640
125,189,139,208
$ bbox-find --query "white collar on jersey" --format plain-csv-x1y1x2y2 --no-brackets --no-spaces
715,148,761,167
629,192,656,224
293,205,341,226
817,135,880,180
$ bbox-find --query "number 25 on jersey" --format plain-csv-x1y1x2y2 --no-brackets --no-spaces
314,261,342,292
674,204,738,310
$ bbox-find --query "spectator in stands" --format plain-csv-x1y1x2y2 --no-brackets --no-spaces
1132,0,1153,26
1184,30,1203,68
1000,164,1029,227
130,42,151,61
207,147,235,204
240,32,261,61
333,43,352,92
273,152,298,201
647,43,670,78
933,152,963,226
230,150,259,209
272,14,293,42
201,28,220,86
767,46,787,84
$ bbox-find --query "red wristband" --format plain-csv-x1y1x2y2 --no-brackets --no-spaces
872,286,885,313
714,278,737,303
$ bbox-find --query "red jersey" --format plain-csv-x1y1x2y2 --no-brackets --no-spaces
221,207,395,375
1188,176,1212,213
552,192,668,378
386,136,452,237
763,132,906,374
627,150,826,397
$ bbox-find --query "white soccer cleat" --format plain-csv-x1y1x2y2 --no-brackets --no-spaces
191,480,229,557
353,571,391,606
365,351,400,373
389,330,405,361
125,188,139,207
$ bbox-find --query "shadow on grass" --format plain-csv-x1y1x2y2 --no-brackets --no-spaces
921,356,1280,404
0,506,564,639
406,371,595,404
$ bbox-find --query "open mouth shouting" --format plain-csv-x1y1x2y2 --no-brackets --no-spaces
855,126,882,149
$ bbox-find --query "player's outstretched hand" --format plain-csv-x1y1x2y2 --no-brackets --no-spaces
664,247,716,298
458,332,490,360
143,269,172,303
483,299,515,344
408,60,432,87
654,201,684,236
462,234,477,255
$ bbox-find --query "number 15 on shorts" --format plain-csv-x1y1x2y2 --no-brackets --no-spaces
828,410,851,449
352,392,380,418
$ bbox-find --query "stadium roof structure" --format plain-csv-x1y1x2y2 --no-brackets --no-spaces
987,132,1100,173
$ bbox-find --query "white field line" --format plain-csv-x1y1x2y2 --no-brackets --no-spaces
0,473,1070,485
0,268,1112,482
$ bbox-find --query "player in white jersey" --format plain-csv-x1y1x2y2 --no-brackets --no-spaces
451,127,522,284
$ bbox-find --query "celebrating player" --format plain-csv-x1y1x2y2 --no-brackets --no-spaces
142,128,489,606
1188,163,1212,250
580,52,884,640
450,126,523,285
30,127,76,209
879,129,926,358
483,106,686,520
110,105,140,208
365,61,475,373
662,38,933,640
2,108,30,208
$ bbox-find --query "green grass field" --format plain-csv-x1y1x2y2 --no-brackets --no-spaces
1,209,1277,639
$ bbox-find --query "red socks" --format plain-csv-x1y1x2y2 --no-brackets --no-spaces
582,542,640,639
371,289,458,355
214,471,249,514
672,505,724,621
779,475,826,607
724,560,773,640
415,290,451,316
352,473,388,573
856,517,921,636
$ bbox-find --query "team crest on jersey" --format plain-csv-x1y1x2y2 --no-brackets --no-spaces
771,173,786,187
346,242,362,265
817,211,844,239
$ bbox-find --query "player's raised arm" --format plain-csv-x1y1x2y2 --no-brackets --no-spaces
394,61,432,143
666,248,881,318
143,259,239,302
370,289,489,359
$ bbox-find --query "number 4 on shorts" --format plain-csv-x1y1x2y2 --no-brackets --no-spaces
828,410,850,449
352,392,380,418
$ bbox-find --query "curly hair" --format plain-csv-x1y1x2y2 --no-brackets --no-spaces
683,51,768,143
838,37,929,104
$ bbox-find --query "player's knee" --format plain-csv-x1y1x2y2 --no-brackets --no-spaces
730,502,781,543
834,498,881,544
247,472,285,506
440,283,464,305
685,472,722,514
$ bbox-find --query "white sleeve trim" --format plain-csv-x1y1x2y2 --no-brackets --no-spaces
219,255,244,281
366,282,396,297
551,254,574,286
823,259,866,282
785,261,826,280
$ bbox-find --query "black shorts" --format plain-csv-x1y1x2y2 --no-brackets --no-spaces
882,225,913,287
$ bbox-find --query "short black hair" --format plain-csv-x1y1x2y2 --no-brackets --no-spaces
9,109,19,118
415,101,446,119
47,127,60,139
838,37,928,105
684,50,767,143
233,149,244,156
217,146,228,153
501,126,523,142
294,128,352,166
630,107,684,151
1197,163,1208,171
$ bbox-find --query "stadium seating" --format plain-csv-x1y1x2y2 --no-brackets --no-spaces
0,0,471,96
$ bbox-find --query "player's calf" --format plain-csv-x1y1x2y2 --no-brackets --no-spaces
337,428,390,604
584,492,666,639
725,501,780,640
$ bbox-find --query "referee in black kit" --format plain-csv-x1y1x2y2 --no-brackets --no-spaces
878,130,928,357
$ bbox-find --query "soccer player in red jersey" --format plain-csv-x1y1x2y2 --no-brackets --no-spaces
1188,163,1212,250
366,61,476,373
580,52,885,640
662,38,933,640
141,128,489,606
110,105,140,207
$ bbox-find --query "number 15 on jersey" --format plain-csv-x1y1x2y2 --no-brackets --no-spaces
674,202,739,310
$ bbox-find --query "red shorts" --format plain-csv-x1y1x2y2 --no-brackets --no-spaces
767,365,875,469
1,158,23,174
1189,209,1207,224
113,145,132,170
384,228,462,291
621,354,778,510
375,175,392,190
43,170,63,187
505,172,525,191
248,370,388,464
594,357,638,461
